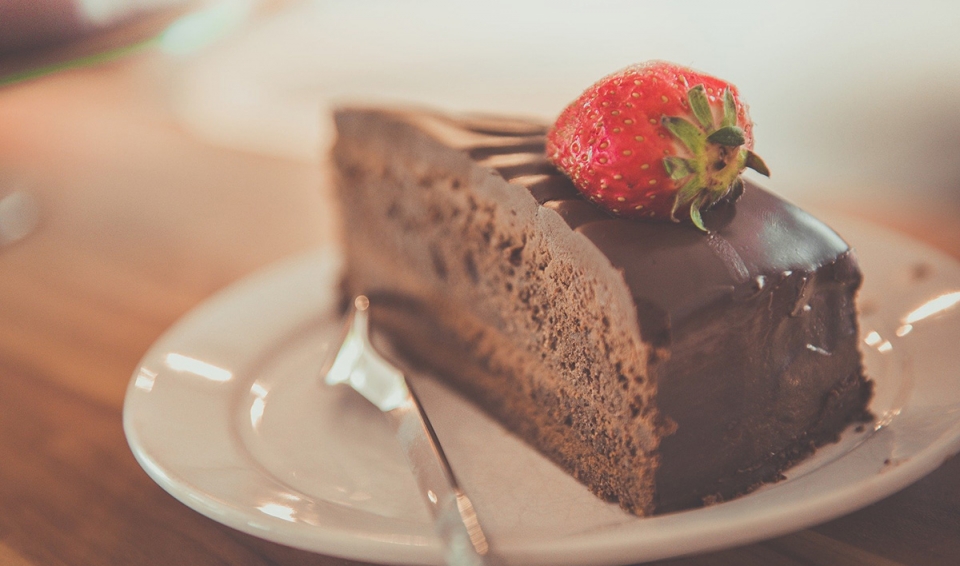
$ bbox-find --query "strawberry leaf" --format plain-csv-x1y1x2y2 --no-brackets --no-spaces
670,176,703,221
662,117,706,154
744,150,771,176
687,85,714,130
722,88,737,128
690,192,710,232
663,156,694,181
706,126,745,147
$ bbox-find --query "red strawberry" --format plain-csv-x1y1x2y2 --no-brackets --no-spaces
546,61,769,231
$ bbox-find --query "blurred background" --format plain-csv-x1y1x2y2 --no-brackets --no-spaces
1,0,959,257
174,0,960,210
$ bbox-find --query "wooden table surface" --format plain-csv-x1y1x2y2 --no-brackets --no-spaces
2,48,960,566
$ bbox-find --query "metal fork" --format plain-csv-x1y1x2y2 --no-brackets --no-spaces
321,295,503,566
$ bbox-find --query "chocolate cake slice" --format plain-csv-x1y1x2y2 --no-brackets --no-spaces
332,108,873,515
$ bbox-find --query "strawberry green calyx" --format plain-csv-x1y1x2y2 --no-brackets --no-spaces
662,86,769,231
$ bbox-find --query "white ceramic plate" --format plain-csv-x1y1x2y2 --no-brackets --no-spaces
123,216,960,566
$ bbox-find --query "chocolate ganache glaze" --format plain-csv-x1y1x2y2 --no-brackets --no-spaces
334,109,873,513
